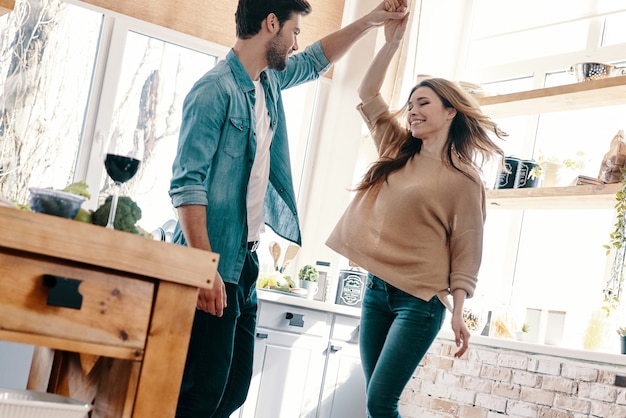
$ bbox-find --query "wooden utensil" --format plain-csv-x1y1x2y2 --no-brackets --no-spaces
269,241,281,271
280,244,300,273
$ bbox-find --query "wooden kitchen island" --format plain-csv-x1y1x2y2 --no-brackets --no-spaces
0,206,218,417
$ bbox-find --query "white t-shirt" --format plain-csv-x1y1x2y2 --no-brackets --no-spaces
247,80,273,241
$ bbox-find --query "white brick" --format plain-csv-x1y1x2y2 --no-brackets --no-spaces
475,393,507,413
431,398,459,415
471,348,499,365
617,387,626,405
528,357,561,375
414,366,438,383
542,375,577,394
554,393,591,414
561,363,599,382
421,380,450,399
506,400,539,417
492,382,521,400
463,376,493,393
457,404,489,418
452,358,482,377
498,353,529,370
589,400,626,418
448,387,476,404
436,370,463,388
578,381,617,402
427,341,445,355
512,370,542,388
597,369,617,385
480,364,512,382
520,386,555,406
537,406,574,418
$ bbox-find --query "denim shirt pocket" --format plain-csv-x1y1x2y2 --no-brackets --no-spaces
223,116,250,158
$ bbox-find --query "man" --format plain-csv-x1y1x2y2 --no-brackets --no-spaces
169,1,407,416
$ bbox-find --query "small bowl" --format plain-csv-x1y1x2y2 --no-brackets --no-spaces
29,188,86,219
569,62,615,82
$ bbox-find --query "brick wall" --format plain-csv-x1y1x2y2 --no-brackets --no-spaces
399,340,626,418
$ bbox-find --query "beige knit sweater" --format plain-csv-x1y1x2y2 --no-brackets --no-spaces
326,94,485,310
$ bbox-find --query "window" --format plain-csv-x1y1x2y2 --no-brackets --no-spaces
0,0,102,203
0,0,323,277
458,0,626,350
91,25,222,232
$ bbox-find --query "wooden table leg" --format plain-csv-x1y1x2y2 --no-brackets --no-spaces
131,281,197,417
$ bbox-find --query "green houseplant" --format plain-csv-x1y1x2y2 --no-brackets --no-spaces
603,167,626,314
530,151,587,186
298,264,319,283
298,265,319,299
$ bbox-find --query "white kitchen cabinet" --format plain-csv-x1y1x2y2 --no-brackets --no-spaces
232,298,366,418
234,300,332,418
318,315,366,418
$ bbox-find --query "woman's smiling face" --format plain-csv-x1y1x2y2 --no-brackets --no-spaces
406,86,456,141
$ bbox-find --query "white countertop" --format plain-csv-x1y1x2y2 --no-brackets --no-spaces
257,288,626,367
257,288,361,317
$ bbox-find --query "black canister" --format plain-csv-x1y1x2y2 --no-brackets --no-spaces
495,157,520,189
516,160,540,188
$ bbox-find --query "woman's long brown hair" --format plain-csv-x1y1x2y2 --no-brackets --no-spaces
355,78,506,191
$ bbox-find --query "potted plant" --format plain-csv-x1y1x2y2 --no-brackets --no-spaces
534,151,587,187
298,265,319,299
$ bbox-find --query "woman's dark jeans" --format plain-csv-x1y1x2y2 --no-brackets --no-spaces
176,250,259,418
360,274,446,418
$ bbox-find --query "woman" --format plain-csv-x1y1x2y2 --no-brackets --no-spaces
326,5,506,417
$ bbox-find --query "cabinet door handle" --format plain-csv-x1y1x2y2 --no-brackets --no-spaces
330,344,342,352
256,332,269,339
285,312,304,327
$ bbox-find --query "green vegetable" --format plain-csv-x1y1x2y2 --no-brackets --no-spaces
92,196,142,233
62,181,91,199
298,265,319,283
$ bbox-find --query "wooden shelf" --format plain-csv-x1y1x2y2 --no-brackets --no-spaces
477,75,626,118
486,183,621,210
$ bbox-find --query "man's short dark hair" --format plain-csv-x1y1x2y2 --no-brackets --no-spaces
235,0,312,39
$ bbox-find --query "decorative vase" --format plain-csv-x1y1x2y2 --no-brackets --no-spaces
582,308,616,351
541,162,568,187
300,280,318,300
621,335,626,355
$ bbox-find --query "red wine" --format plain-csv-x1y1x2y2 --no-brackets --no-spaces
105,153,140,183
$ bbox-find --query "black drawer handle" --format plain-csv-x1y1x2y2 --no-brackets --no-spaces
256,332,269,339
43,275,83,310
285,312,304,327
330,344,343,352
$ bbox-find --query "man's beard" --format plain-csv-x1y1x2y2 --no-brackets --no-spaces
266,32,289,71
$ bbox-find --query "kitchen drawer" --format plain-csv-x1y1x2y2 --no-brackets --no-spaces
331,315,360,343
0,251,154,352
257,301,331,337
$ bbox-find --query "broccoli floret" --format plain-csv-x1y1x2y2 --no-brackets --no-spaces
92,196,142,234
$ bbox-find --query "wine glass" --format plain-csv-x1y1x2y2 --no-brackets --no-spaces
104,134,142,229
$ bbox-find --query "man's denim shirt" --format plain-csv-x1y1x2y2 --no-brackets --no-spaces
169,41,331,285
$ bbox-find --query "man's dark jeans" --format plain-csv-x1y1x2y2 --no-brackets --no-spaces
176,250,259,418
